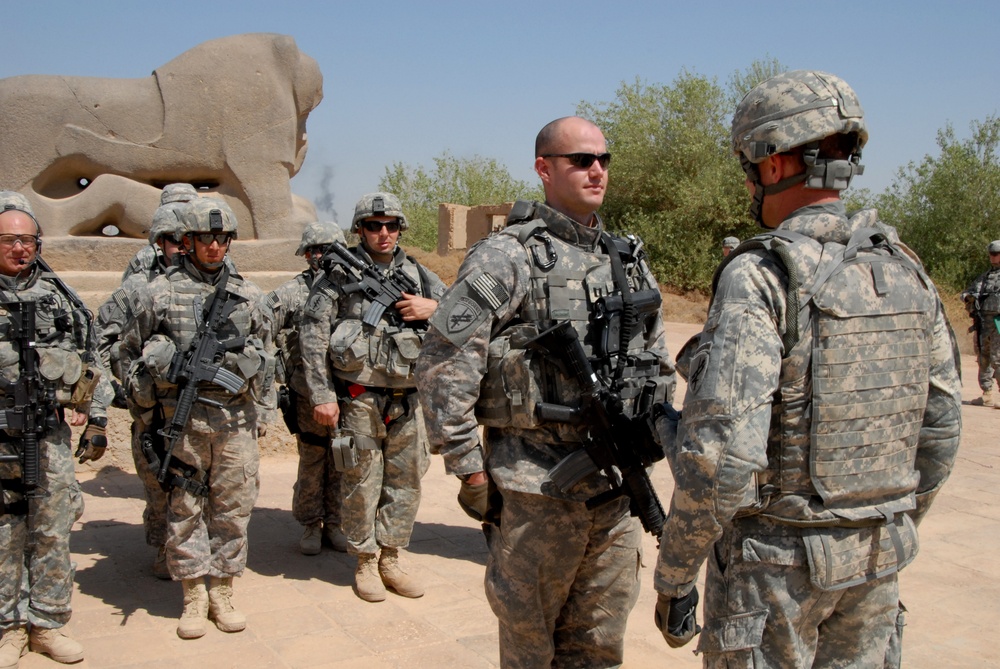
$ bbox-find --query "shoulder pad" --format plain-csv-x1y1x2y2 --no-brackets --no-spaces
506,200,540,226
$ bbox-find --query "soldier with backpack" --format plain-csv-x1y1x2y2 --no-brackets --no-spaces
652,71,963,668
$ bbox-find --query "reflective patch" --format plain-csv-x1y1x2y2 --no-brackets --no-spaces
446,297,482,335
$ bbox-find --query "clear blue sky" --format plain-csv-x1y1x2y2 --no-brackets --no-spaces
2,1,997,227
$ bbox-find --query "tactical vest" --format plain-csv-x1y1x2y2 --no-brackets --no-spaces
975,269,1000,313
162,269,261,401
270,272,310,391
476,220,664,432
723,218,936,527
322,250,428,388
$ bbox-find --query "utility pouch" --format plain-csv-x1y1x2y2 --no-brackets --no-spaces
330,433,358,471
69,362,101,410
802,514,918,591
277,386,300,435
329,320,367,372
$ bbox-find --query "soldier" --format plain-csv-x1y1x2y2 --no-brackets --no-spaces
118,198,274,639
268,220,349,555
416,117,675,667
0,192,107,666
94,184,196,579
961,240,1000,407
652,71,962,668
721,236,739,257
300,192,445,602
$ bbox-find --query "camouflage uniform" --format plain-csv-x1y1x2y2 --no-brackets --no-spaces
300,242,444,557
0,266,97,633
654,71,963,669
417,201,674,668
961,255,1000,394
118,241,273,581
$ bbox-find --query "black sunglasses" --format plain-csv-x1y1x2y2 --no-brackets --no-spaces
540,152,612,169
193,232,232,245
361,220,401,233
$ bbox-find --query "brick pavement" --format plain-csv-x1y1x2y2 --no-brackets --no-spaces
12,323,1000,668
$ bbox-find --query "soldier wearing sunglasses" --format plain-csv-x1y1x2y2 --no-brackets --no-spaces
300,192,446,603
0,191,113,667
416,117,675,667
118,197,275,640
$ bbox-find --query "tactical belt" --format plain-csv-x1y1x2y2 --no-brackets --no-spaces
344,383,417,401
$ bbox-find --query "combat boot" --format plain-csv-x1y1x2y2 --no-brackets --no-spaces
177,578,209,639
300,522,322,555
152,546,170,580
28,627,83,664
322,524,349,552
208,576,246,633
983,388,994,407
379,547,424,598
0,626,28,669
354,553,386,602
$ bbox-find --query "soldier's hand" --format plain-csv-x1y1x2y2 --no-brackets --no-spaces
313,402,340,427
655,590,701,649
457,471,489,522
396,293,438,321
75,417,109,464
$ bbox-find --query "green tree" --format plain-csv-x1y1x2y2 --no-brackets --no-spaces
868,116,1000,292
379,151,542,251
579,70,759,291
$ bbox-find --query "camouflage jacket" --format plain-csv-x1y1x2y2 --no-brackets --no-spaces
962,266,1000,317
118,258,275,429
267,269,316,398
0,264,110,420
415,202,674,499
654,201,962,597
299,245,446,405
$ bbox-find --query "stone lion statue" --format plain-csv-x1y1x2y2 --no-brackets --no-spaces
0,33,323,254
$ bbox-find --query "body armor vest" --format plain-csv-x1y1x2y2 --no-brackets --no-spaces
322,248,428,389
477,220,664,433
736,217,936,527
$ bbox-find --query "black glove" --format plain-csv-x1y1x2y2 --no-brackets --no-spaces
457,478,488,522
655,589,701,649
111,379,129,409
75,417,109,464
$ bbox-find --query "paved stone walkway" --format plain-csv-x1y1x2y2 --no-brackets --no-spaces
14,324,999,668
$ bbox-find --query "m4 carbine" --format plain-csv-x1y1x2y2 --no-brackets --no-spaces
531,321,666,537
146,268,247,496
0,300,60,510
322,242,423,328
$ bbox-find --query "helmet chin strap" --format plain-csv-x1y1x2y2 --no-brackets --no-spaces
740,154,810,228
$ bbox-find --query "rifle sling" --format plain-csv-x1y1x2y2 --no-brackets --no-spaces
599,233,636,385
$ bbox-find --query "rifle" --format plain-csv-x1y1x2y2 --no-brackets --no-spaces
0,300,61,510
321,242,423,328
529,321,666,537
148,267,247,496
968,293,985,352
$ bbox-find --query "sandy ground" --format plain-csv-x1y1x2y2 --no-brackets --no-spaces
3,319,988,668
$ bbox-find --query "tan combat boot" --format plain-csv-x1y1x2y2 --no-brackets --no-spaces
0,626,28,669
379,547,424,598
354,553,387,602
983,388,994,407
177,578,209,639
300,522,322,555
322,524,349,553
28,627,83,664
208,576,246,633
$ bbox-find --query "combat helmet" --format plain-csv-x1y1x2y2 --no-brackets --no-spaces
160,183,199,205
180,197,239,238
0,191,42,248
296,220,346,256
732,70,867,224
148,203,187,245
351,192,408,232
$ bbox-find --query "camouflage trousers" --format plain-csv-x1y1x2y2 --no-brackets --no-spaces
130,415,169,548
338,388,428,555
485,488,641,669
976,322,1000,391
0,421,84,630
165,420,260,580
698,518,899,669
292,393,342,528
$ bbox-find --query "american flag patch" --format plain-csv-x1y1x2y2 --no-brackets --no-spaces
471,273,508,311
112,288,128,314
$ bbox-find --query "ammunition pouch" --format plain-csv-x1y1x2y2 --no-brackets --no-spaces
36,348,83,403
329,320,367,372
476,325,546,429
330,432,377,472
